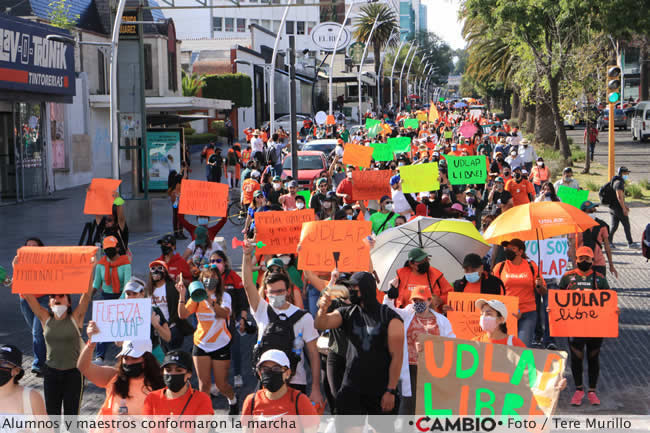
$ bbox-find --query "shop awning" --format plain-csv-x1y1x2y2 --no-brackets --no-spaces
89,96,232,111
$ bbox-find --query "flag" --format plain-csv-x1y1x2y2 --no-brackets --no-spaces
429,103,439,122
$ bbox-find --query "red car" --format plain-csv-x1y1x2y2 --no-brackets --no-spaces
281,151,328,189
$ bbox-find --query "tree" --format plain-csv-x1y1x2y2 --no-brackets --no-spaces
47,0,79,30
181,71,206,97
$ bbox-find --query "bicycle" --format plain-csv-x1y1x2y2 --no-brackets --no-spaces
227,199,246,226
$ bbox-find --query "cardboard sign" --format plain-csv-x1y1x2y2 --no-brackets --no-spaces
388,136,411,153
417,112,427,122
525,238,569,280
298,220,371,272
83,178,122,215
548,289,618,338
447,155,488,185
399,163,440,193
342,143,374,168
365,118,381,129
351,170,392,200
557,185,589,209
459,122,479,138
178,179,229,217
256,209,316,255
447,292,519,341
429,106,439,122
91,298,152,343
371,142,394,162
404,118,419,129
444,131,453,139
416,336,566,417
12,246,98,294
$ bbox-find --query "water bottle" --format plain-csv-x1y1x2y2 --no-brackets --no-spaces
173,197,179,209
292,332,304,357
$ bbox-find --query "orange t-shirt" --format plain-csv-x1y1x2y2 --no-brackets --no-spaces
395,266,452,309
463,281,482,294
505,179,535,206
241,388,319,433
474,334,526,347
143,387,213,416
241,179,261,205
494,260,543,314
99,376,150,415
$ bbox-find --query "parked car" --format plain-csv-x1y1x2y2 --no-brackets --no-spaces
261,114,312,134
281,151,328,189
300,139,337,162
563,112,576,129
631,101,650,142
597,108,626,131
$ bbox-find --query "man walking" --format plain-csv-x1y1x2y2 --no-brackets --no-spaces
584,123,598,161
608,167,636,248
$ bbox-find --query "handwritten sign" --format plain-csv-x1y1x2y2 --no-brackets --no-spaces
416,336,565,418
256,209,316,255
404,118,419,129
342,143,374,168
351,170,392,200
548,289,618,338
365,118,380,129
12,246,98,294
388,136,411,153
371,142,394,162
178,179,229,217
91,298,152,343
446,155,487,185
447,292,519,341
399,163,440,193
298,220,371,272
525,238,569,280
557,185,589,209
83,178,122,215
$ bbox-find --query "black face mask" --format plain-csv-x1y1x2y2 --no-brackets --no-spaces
122,362,144,378
349,291,361,305
504,250,517,261
161,245,173,256
260,370,285,392
0,367,13,387
163,373,187,393
104,247,117,259
577,261,592,272
514,173,522,182
416,261,430,274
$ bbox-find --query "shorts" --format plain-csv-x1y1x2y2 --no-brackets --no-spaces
192,342,231,360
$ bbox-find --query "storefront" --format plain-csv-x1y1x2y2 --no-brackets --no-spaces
0,14,75,204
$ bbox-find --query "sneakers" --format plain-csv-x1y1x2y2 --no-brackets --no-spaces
233,375,243,388
628,242,638,249
31,368,43,378
570,389,585,406
587,391,601,405
210,384,220,397
609,242,617,249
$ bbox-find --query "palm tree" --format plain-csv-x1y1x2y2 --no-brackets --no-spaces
182,71,206,97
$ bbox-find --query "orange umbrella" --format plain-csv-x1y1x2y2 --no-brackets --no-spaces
483,201,598,245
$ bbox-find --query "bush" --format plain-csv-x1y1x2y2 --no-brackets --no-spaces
571,150,586,163
211,120,227,137
640,179,650,190
185,133,218,145
585,180,600,192
202,73,252,107
183,127,196,136
626,183,644,199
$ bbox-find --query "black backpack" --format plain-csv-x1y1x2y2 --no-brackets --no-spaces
252,307,307,375
266,144,280,165
599,176,620,205
582,217,610,251
642,223,650,261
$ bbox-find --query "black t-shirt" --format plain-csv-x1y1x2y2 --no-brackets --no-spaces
326,298,349,356
336,304,402,395
610,178,625,210
492,190,512,206
151,305,167,348
310,192,327,215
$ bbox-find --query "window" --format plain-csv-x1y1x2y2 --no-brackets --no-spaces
212,17,222,32
286,20,294,34
237,18,246,32
97,49,107,94
297,21,305,35
272,0,280,4
168,52,177,91
261,19,271,30
144,44,153,90
225,17,234,32
307,21,316,34
249,19,259,26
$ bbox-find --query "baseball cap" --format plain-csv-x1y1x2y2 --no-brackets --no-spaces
580,200,598,211
501,238,526,251
618,166,630,175
380,195,391,203
273,176,282,182
102,236,118,249
462,253,483,269
408,247,429,262
475,299,508,318
116,340,152,358
343,272,376,292
251,170,261,178
390,175,401,186
157,234,176,246
316,177,328,186
410,285,432,301
148,260,169,272
253,190,264,198
161,350,193,372
576,246,594,258
288,180,298,188
495,176,504,183
0,344,23,369
563,167,573,174
266,258,285,269
124,277,146,294
256,349,290,369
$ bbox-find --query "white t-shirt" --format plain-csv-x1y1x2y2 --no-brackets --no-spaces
252,299,318,385
391,189,412,216
251,137,264,153
152,284,170,322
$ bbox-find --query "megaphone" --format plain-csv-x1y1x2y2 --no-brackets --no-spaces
231,237,267,249
188,280,208,302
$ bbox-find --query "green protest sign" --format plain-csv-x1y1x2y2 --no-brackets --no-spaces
368,123,381,138
388,136,411,154
399,163,440,193
366,118,381,129
446,155,488,185
297,190,311,208
557,185,589,209
371,143,394,162
444,131,453,139
404,118,419,129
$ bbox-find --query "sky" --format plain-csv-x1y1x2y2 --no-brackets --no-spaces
426,0,465,50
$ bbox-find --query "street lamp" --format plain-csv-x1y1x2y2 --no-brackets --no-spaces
418,63,431,99
377,29,399,112
357,16,389,124
404,48,419,102
389,39,409,108
269,0,296,135
399,44,417,110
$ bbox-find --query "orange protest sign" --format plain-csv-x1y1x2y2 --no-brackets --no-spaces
12,246,98,294
351,170,392,200
326,114,336,125
298,220,372,272
446,292,519,341
548,289,618,337
83,178,122,215
342,143,374,168
178,180,229,217
256,209,316,255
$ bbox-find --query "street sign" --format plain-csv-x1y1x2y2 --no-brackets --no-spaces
347,42,365,64
311,22,351,52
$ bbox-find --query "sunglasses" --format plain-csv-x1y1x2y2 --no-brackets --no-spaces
149,266,165,273
210,258,223,264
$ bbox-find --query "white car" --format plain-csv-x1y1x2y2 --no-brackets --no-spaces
631,101,650,142
261,114,312,134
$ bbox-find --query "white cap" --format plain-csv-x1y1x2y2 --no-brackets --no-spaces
251,170,261,178
124,277,145,294
475,299,508,319
256,349,290,369
117,340,152,358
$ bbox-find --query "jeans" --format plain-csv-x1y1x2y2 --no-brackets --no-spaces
518,310,538,347
272,163,284,178
43,367,84,415
95,291,122,359
20,296,49,371
533,183,541,195
305,284,320,318
205,164,210,180
609,208,634,244
589,142,596,161
534,286,555,347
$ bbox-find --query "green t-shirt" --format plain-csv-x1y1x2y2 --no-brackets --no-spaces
558,269,610,291
370,211,398,234
340,129,350,143
93,262,132,294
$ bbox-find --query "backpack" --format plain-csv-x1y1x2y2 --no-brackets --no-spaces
252,307,307,375
266,144,280,165
642,223,650,261
599,176,620,205
582,217,610,251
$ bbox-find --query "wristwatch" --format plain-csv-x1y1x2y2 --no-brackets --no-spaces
386,388,398,396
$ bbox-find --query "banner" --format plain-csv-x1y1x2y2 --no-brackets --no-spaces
255,209,316,255
178,180,229,217
371,142,394,162
351,170,392,200
404,118,419,129
399,163,440,193
556,185,589,209
146,129,182,191
525,238,569,280
298,220,371,272
548,289,618,338
388,136,411,153
342,143,374,168
12,246,98,294
83,178,122,215
447,292,519,341
91,298,152,343
416,336,566,417
365,118,381,129
447,155,488,185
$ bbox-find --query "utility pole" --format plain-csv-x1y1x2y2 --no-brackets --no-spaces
289,36,298,180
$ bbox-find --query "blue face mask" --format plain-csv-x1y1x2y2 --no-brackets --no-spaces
622,175,629,181
346,214,353,220
465,272,480,283
197,217,209,226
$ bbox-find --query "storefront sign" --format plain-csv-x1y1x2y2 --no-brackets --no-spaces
311,22,350,52
0,15,75,98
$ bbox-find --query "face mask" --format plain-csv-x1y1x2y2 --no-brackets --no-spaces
465,272,480,283
577,261,592,272
151,270,164,281
623,175,629,181
269,294,286,308
514,173,522,181
273,183,282,191
479,315,498,333
467,197,476,205
495,184,504,191
416,262,430,274
504,249,517,261
197,217,209,226
161,245,173,256
497,158,504,163
390,165,396,170
346,172,353,179
122,362,144,378
163,373,187,393
104,248,117,259
0,367,13,387
260,370,285,393
537,161,544,167
545,193,552,198
296,202,305,209
451,147,457,151
346,214,353,220
413,300,428,314
503,172,510,177
336,167,342,172
349,291,361,305
523,145,528,148
51,305,67,318
384,203,393,212
322,202,332,209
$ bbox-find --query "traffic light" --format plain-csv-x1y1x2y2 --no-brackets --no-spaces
607,65,621,104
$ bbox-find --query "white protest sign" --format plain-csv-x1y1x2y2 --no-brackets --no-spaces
91,298,151,343
525,238,569,280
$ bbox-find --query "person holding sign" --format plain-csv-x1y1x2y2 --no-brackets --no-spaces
555,246,610,407
473,299,525,347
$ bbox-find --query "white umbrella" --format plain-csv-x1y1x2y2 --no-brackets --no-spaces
372,217,491,291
